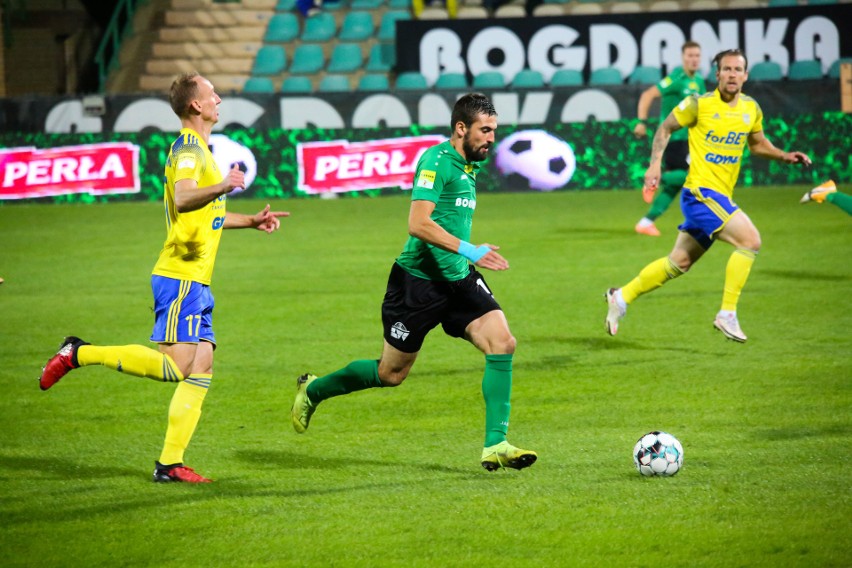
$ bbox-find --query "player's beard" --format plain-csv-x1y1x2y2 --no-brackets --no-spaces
463,133,490,162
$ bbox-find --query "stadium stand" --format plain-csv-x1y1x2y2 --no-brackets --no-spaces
358,73,391,90
511,69,546,88
288,44,326,74
550,69,584,86
628,65,662,85
396,71,429,90
327,43,364,73
338,11,375,41
281,75,314,92
264,13,300,42
252,45,287,75
301,12,337,41
366,43,396,73
473,71,507,89
243,76,276,92
828,58,852,79
434,72,469,89
748,61,783,81
318,74,352,92
788,59,824,80
589,67,624,85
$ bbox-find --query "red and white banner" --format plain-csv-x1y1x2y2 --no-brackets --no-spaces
297,135,445,195
0,142,140,200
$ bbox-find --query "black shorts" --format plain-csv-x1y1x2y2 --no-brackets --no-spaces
664,140,689,171
381,262,502,353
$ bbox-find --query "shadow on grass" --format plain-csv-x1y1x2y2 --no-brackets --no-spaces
234,448,474,477
761,269,851,282
0,455,141,480
753,423,850,441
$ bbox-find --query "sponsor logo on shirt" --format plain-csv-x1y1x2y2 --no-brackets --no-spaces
177,157,196,170
417,169,436,189
704,153,740,165
704,130,746,145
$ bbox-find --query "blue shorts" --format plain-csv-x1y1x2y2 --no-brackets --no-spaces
150,275,216,345
678,187,741,250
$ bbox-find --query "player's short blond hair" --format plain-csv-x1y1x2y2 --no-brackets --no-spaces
169,72,200,119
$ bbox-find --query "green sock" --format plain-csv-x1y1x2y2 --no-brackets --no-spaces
827,192,852,216
307,359,381,404
482,354,513,447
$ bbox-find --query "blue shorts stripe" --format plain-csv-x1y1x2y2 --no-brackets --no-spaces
678,187,740,249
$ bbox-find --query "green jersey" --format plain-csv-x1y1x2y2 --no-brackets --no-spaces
396,140,480,282
657,66,706,141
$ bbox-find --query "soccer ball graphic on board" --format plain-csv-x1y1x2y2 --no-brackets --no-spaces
494,129,576,191
633,431,684,477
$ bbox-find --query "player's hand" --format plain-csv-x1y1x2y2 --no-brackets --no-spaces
252,204,289,233
224,163,246,193
643,164,661,195
783,151,812,166
474,244,509,271
633,123,647,139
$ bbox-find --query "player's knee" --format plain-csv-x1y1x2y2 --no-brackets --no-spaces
378,366,408,387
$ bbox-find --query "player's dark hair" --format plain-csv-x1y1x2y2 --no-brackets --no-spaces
451,93,497,131
169,72,200,118
682,41,700,52
713,49,748,71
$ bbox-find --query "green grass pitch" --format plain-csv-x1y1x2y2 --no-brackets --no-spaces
0,187,849,566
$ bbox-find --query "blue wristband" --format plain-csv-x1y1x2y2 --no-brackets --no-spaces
457,240,490,263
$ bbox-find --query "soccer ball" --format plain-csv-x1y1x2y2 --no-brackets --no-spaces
210,134,257,195
494,129,576,191
633,431,684,477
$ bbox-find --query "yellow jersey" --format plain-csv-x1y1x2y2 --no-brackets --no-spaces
152,128,226,285
672,89,764,198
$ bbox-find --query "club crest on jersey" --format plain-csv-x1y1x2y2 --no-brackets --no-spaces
742,113,751,124
417,170,436,189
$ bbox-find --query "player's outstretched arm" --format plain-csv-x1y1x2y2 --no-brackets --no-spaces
408,200,509,271
747,131,812,166
224,204,289,232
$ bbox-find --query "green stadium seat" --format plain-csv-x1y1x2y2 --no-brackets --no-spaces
281,76,313,93
828,58,852,79
434,72,468,89
748,61,783,81
396,71,428,90
472,71,505,89
326,43,363,73
767,0,797,6
807,0,837,4
628,65,662,85
511,69,545,88
351,0,384,7
378,10,411,42
301,12,336,42
787,59,823,80
264,13,300,43
550,69,583,86
388,0,410,7
318,74,351,92
276,0,297,10
589,67,623,85
339,11,375,42
358,73,390,90
252,45,287,75
288,44,325,74
243,77,275,93
366,43,395,72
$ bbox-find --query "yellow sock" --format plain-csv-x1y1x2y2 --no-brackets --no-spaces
621,256,684,304
721,248,757,311
159,375,211,466
76,345,183,382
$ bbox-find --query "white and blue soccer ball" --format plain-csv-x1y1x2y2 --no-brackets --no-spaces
210,134,257,195
633,431,684,477
494,129,576,191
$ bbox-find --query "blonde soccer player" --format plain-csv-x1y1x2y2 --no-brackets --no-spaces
605,49,812,343
39,73,288,482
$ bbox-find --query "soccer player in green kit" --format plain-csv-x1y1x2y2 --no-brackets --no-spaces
291,93,537,471
633,41,705,237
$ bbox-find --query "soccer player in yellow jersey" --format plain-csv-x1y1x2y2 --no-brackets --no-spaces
39,73,289,483
604,49,812,343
